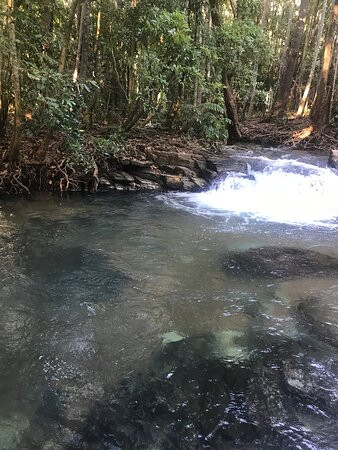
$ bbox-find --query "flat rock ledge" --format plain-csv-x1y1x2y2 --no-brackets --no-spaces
100,144,220,193
92,131,255,193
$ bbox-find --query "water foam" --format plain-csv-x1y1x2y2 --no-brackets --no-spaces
191,158,338,227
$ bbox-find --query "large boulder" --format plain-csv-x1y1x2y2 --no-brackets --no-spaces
224,247,338,280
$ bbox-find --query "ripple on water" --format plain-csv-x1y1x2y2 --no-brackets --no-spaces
0,185,337,449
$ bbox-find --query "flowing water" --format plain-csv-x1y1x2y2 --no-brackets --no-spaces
0,149,337,449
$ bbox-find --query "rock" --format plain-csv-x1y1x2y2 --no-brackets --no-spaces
110,171,134,183
328,149,338,169
277,278,338,346
134,176,161,190
73,334,338,449
136,168,164,184
224,247,338,279
182,179,197,191
161,164,197,178
98,177,113,192
26,246,129,303
197,167,218,181
154,151,196,169
113,183,126,191
121,159,152,169
163,174,183,190
191,177,207,190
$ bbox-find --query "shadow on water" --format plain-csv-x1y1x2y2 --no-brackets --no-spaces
0,189,338,449
22,333,338,450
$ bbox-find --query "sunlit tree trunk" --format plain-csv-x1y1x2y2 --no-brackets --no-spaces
311,0,338,129
272,0,309,117
297,0,327,117
73,0,86,82
291,1,316,110
4,0,21,163
329,44,338,120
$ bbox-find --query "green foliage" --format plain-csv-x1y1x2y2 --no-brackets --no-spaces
179,101,229,142
66,132,125,173
0,0,300,149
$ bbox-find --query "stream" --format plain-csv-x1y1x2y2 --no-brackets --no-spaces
0,148,337,449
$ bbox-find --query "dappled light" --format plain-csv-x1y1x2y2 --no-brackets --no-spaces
0,0,337,448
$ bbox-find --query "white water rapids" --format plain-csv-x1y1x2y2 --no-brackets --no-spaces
166,155,338,228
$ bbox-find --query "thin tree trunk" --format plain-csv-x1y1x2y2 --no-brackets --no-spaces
4,0,21,163
311,0,338,129
223,73,242,142
297,0,327,116
209,0,241,141
0,0,7,137
329,43,338,120
89,7,101,128
270,0,294,114
38,0,80,157
59,0,80,73
79,0,90,79
73,0,86,82
246,0,270,118
291,3,315,109
272,0,309,116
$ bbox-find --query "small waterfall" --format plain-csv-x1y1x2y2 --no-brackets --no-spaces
192,158,338,227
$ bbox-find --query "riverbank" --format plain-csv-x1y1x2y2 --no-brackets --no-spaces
0,120,335,195
0,128,230,195
242,118,338,151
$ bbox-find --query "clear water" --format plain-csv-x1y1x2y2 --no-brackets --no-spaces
0,149,337,449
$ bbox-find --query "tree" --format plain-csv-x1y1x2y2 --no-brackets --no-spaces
59,0,80,73
311,0,338,129
272,0,309,117
297,0,327,117
210,0,242,141
4,0,22,162
245,0,270,118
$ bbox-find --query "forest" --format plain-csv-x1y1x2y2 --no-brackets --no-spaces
1,2,338,448
0,0,337,191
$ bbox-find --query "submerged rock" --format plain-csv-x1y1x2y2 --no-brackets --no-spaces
277,278,338,347
42,334,336,450
224,247,338,279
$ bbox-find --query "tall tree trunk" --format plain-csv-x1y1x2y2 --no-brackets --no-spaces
291,0,317,110
222,73,242,142
246,0,270,118
311,0,338,129
89,6,101,127
209,0,241,142
272,0,309,117
4,0,21,163
297,0,327,116
0,0,8,137
79,0,90,79
73,0,86,82
38,0,80,157
329,43,338,120
59,0,80,73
